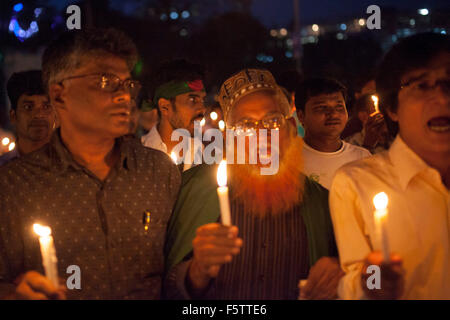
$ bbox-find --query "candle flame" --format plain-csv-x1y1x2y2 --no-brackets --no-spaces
170,151,178,164
33,223,51,237
217,160,227,187
200,118,206,126
218,120,225,131
371,95,379,114
8,142,15,151
1,137,10,146
373,192,388,210
210,112,218,121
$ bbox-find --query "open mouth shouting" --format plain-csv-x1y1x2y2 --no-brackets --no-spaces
427,116,450,133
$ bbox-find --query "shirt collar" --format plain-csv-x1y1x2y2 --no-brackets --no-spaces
141,125,167,153
389,135,431,190
49,129,135,174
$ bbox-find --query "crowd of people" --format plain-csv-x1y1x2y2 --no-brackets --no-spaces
0,27,448,300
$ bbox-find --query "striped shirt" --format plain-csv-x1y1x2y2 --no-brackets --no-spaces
210,198,309,299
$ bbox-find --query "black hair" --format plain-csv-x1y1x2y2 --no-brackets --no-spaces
42,27,138,91
353,94,374,114
295,77,348,112
7,70,46,110
376,32,450,136
148,59,205,117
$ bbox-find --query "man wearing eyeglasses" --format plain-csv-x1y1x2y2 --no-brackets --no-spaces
164,69,343,300
329,33,450,299
296,78,372,190
0,70,56,167
0,28,181,299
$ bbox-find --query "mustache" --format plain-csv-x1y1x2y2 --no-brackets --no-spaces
191,113,205,123
325,118,341,124
28,120,49,127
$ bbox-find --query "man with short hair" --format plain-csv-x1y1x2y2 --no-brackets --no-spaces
141,59,206,171
0,28,180,300
0,70,56,166
296,78,371,189
165,69,343,300
330,33,450,299
345,94,390,154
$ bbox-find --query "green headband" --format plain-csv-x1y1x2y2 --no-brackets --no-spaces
141,79,205,111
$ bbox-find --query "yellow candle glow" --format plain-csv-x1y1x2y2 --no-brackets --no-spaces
8,142,15,151
218,120,225,131
370,95,379,116
210,111,218,121
217,160,231,226
33,223,59,287
373,192,390,262
170,151,178,164
1,137,10,146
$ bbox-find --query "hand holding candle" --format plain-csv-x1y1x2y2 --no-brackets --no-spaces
33,223,59,287
373,192,390,262
217,160,231,226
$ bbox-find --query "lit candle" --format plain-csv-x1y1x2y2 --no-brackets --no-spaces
170,151,178,164
8,142,15,151
33,224,59,287
210,111,218,121
370,95,379,116
218,120,225,131
373,192,390,262
216,160,231,226
1,137,10,146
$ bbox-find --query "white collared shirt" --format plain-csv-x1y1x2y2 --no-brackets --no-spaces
141,125,203,172
330,136,450,299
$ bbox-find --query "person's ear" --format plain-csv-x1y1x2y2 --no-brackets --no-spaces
386,108,399,122
9,109,17,125
158,98,172,117
48,83,66,111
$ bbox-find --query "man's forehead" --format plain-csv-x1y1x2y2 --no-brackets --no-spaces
19,94,49,102
76,55,131,77
177,90,206,99
402,51,450,82
233,92,280,119
308,92,344,104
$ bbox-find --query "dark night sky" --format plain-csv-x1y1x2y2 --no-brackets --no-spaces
252,0,450,26
45,0,450,27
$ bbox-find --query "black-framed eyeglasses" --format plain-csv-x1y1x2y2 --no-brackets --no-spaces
60,73,142,99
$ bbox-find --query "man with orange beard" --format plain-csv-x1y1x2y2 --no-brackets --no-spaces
164,69,343,300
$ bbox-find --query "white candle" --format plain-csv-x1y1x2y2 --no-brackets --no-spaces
33,224,59,287
217,160,231,226
372,192,390,262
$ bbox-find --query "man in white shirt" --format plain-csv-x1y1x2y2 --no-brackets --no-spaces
140,60,206,171
296,78,371,189
330,33,450,299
